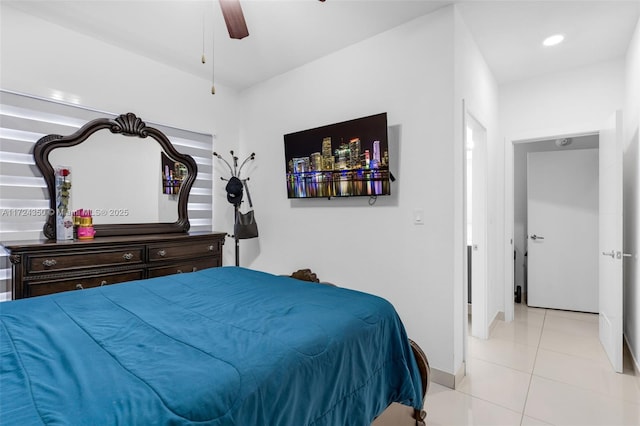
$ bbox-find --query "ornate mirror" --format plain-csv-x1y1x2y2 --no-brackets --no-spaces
34,113,197,239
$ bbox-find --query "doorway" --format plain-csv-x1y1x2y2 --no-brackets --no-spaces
465,111,488,339
528,148,599,311
512,134,599,309
506,115,626,373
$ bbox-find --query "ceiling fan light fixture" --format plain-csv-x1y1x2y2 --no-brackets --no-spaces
543,34,565,47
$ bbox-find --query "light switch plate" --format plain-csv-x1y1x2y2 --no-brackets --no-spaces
413,208,424,225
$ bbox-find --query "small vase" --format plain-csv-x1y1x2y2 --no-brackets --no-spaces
55,166,73,241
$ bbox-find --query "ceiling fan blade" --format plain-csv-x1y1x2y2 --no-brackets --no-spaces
219,0,249,40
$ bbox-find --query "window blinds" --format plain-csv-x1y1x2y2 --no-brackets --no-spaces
0,90,213,297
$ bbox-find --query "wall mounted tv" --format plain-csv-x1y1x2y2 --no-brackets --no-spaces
284,112,390,199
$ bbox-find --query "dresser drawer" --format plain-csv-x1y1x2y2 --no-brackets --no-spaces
148,240,220,262
26,247,144,274
26,270,145,297
5,232,225,299
147,258,217,279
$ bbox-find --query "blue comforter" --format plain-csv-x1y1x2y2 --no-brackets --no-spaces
1,267,422,425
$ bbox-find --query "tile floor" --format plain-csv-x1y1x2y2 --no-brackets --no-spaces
424,304,640,425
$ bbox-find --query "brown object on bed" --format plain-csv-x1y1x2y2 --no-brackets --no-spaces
290,268,319,282
289,268,430,426
289,268,337,286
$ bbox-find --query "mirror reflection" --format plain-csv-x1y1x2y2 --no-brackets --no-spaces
49,130,185,225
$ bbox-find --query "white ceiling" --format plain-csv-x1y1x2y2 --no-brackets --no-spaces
457,1,639,83
5,0,640,91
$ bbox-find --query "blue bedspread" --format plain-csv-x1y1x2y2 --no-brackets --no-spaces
1,267,422,425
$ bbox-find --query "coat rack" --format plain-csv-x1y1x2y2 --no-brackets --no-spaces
213,150,256,266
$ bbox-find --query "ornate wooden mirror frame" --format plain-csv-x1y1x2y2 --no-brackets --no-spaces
34,112,197,239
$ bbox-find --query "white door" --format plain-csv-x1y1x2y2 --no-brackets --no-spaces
466,113,488,339
527,149,599,312
599,111,623,373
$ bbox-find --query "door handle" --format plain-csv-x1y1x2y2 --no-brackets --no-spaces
602,251,634,259
530,234,544,240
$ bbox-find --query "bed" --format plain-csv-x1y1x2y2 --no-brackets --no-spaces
1,266,429,425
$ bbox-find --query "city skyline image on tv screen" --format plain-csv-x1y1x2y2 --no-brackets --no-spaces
284,113,390,199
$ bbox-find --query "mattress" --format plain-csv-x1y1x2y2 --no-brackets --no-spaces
0,266,423,425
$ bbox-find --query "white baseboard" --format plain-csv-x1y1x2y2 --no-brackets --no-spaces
489,310,504,334
431,362,466,390
455,362,466,389
623,335,640,391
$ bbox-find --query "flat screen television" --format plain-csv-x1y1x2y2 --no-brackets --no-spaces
284,112,390,199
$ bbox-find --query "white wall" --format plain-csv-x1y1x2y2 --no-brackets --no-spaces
500,60,625,142
237,7,458,377
0,5,240,133
453,6,500,367
0,4,242,246
623,18,640,374
233,5,499,382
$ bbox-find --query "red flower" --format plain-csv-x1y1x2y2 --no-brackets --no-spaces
60,169,70,177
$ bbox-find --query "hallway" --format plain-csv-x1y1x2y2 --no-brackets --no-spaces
425,304,640,425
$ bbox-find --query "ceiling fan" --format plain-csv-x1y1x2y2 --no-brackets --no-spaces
218,0,326,40
219,0,249,40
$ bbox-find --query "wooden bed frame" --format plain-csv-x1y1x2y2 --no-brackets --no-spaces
289,269,430,426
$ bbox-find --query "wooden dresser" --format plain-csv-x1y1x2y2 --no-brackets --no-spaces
3,232,226,299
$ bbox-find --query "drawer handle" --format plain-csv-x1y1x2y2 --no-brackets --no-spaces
42,259,57,267
76,284,84,290
157,249,167,257
122,252,134,261
208,245,214,251
100,281,107,286
177,269,183,274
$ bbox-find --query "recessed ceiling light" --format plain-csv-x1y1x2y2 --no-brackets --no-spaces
543,34,565,47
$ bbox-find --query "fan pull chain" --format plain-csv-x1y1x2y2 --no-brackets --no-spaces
211,6,216,95
201,13,206,64
200,7,215,94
